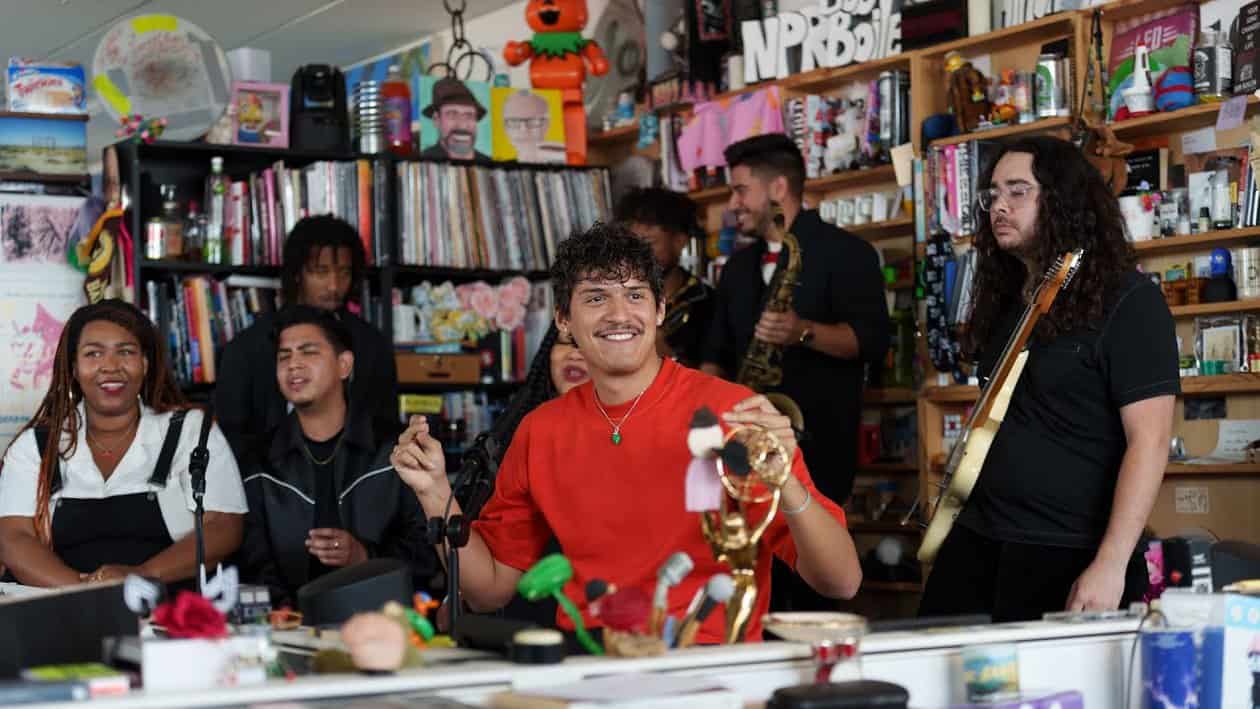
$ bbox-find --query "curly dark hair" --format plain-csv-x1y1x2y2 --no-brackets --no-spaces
271,304,354,354
614,187,701,237
550,221,663,318
964,136,1136,356
281,215,366,307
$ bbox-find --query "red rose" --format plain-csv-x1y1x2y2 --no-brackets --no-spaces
153,590,228,639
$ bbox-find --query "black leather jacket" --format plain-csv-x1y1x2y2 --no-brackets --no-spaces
240,413,437,606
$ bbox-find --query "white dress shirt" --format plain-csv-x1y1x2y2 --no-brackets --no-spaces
0,404,248,541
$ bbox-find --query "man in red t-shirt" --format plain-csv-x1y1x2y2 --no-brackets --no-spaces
391,223,861,645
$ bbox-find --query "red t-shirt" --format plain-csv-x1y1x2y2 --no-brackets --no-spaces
473,357,847,644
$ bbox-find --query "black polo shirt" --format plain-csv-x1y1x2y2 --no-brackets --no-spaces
703,209,890,504
957,270,1180,548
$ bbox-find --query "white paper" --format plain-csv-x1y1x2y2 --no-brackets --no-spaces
891,143,915,187
1183,126,1218,155
1174,486,1210,514
1184,419,1260,463
528,674,728,702
1217,95,1248,131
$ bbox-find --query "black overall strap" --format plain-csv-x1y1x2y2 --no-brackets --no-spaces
149,410,188,488
33,426,61,496
189,406,214,478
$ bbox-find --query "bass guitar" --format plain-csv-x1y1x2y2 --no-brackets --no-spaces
917,249,1084,562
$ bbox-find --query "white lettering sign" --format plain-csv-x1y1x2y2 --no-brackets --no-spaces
743,0,903,83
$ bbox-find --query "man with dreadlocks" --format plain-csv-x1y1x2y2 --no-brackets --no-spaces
391,223,860,645
216,215,398,466
0,300,246,587
918,136,1178,622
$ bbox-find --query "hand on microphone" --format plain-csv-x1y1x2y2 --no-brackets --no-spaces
676,574,735,649
391,415,451,510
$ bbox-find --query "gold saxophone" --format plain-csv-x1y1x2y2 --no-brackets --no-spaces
736,205,805,431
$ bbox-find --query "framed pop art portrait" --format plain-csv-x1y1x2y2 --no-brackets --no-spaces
230,81,289,148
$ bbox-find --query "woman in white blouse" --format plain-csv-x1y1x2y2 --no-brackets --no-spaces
0,300,247,587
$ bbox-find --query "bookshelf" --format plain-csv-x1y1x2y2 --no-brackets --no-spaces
115,140,609,397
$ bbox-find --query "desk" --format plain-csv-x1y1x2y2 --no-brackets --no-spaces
25,618,1140,708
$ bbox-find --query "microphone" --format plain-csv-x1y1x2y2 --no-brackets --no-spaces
675,574,735,649
650,552,693,636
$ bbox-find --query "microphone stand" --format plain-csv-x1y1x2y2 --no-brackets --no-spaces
427,432,498,644
188,446,209,595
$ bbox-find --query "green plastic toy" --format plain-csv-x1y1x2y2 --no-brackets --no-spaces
517,554,603,655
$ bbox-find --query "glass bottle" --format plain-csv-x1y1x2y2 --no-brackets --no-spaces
184,200,206,262
204,156,228,264
159,185,183,259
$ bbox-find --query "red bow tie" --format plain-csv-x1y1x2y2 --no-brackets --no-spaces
762,252,780,266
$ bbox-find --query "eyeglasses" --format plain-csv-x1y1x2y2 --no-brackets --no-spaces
977,183,1039,212
505,117,547,130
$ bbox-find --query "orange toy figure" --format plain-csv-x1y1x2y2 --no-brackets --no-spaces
503,0,609,164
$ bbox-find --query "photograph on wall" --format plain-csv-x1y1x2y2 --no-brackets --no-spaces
417,75,493,162
0,194,84,265
490,87,567,164
0,194,85,450
231,81,290,147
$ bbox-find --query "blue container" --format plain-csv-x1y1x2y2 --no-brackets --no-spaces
1142,630,1197,708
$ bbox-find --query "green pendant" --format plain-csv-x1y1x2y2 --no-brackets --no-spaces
611,432,622,445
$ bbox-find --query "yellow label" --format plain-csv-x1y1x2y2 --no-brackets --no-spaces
399,394,443,415
92,75,131,117
131,14,178,34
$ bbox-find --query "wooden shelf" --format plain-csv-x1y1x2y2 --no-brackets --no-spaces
1133,227,1260,255
783,54,912,94
862,581,922,593
857,462,919,474
1180,373,1260,396
805,165,897,193
1109,97,1260,141
848,216,914,242
850,521,920,535
864,387,917,404
0,170,89,184
392,265,550,283
1166,463,1260,475
690,165,896,203
1170,299,1260,318
923,385,980,403
588,124,639,145
398,380,523,394
689,183,731,204
1098,0,1213,24
929,116,1072,148
918,12,1075,58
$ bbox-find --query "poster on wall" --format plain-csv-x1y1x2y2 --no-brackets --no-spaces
417,75,494,162
0,193,86,451
490,87,567,164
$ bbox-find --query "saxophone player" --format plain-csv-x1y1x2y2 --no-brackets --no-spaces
615,187,715,368
701,135,890,612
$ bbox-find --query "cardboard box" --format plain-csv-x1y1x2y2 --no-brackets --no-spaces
0,112,86,177
395,352,481,385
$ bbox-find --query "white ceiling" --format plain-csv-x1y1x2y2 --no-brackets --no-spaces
0,0,518,156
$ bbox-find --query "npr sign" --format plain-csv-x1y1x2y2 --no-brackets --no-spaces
742,0,903,82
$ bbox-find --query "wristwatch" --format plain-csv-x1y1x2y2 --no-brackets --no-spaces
798,324,815,346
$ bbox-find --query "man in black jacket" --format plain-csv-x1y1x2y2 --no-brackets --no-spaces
240,306,435,606
215,215,398,465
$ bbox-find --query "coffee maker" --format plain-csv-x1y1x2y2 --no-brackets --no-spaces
289,64,350,153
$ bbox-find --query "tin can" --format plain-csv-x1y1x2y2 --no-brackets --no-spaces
1036,54,1071,118
145,217,166,260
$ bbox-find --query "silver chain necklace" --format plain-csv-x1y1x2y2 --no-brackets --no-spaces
593,387,648,445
